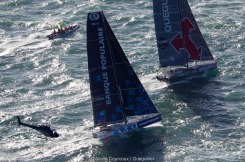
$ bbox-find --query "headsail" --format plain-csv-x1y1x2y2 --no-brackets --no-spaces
178,0,214,61
87,12,160,127
153,0,214,67
102,16,159,117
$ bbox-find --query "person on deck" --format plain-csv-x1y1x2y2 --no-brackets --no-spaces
57,23,65,34
57,23,62,31
57,29,61,35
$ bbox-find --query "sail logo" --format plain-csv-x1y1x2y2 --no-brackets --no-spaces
137,115,161,128
89,13,100,21
171,17,202,60
98,27,111,105
96,110,106,122
161,0,171,32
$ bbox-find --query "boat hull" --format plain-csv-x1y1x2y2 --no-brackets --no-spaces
93,114,162,140
156,62,217,83
47,25,80,40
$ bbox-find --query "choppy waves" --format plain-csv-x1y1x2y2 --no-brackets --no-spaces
0,0,244,161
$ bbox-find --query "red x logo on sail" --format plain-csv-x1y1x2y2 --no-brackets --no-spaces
171,17,202,60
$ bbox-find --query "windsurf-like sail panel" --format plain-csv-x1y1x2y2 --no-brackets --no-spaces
153,0,187,67
103,16,160,117
87,12,124,126
178,0,214,61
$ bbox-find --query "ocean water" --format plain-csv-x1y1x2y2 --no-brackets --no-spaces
0,0,244,161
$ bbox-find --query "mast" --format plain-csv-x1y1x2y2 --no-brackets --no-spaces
178,0,215,62
119,87,127,124
87,12,125,127
177,0,189,69
101,12,127,124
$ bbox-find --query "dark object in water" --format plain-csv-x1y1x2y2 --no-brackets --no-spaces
17,116,59,138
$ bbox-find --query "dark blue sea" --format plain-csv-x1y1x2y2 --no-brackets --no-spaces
0,0,244,161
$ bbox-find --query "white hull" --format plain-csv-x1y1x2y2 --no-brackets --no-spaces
156,61,217,83
93,114,162,140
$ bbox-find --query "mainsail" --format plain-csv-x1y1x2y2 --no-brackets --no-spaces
153,0,214,67
87,12,159,127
